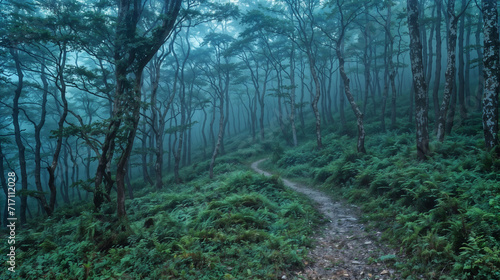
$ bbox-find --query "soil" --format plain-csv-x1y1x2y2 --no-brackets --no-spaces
251,159,401,280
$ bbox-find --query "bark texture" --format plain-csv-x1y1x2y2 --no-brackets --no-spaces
407,0,430,160
482,0,499,150
436,0,458,142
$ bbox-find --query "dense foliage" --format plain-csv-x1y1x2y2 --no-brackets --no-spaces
264,109,500,279
0,156,322,279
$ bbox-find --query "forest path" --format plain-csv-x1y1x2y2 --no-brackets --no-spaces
251,159,400,280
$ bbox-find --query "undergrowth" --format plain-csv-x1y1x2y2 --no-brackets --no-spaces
1,169,322,279
265,116,500,279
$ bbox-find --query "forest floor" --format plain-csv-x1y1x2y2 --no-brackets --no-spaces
251,158,401,280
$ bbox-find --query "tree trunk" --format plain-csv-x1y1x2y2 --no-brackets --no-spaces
465,12,472,108
482,0,499,150
337,46,366,153
201,106,208,157
339,69,346,130
209,93,224,179
432,0,443,131
436,1,458,142
34,61,52,215
381,4,389,132
115,70,143,218
94,0,182,218
457,0,467,124
407,0,430,160
475,9,484,111
289,46,298,147
9,47,29,225
141,119,154,186
307,50,323,149
425,4,435,88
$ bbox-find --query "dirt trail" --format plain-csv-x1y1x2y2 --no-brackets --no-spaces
251,159,400,280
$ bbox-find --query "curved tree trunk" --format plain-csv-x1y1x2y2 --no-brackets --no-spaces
337,47,366,154
9,47,28,224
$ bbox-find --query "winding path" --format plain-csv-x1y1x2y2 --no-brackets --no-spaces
251,159,400,280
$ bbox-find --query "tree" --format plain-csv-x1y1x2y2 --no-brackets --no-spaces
407,0,429,160
9,47,29,224
325,0,366,153
481,0,499,150
199,32,235,179
436,0,470,141
436,0,459,141
432,0,443,132
284,0,323,149
93,0,183,218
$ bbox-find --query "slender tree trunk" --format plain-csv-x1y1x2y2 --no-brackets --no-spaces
437,1,458,142
465,12,472,108
33,61,52,215
371,43,379,115
337,47,366,153
299,59,306,132
201,106,208,157
432,0,443,131
62,144,70,204
10,48,28,224
209,93,224,179
141,120,154,186
407,0,430,160
457,0,467,124
419,0,428,77
363,13,371,117
386,3,397,129
426,5,435,87
476,9,484,111
381,5,389,132
126,161,133,199
174,34,190,183
290,46,298,147
339,69,346,130
307,51,323,149
209,102,216,150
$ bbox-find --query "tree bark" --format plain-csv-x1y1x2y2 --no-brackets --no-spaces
482,0,499,150
94,0,182,218
407,0,430,160
436,0,458,142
